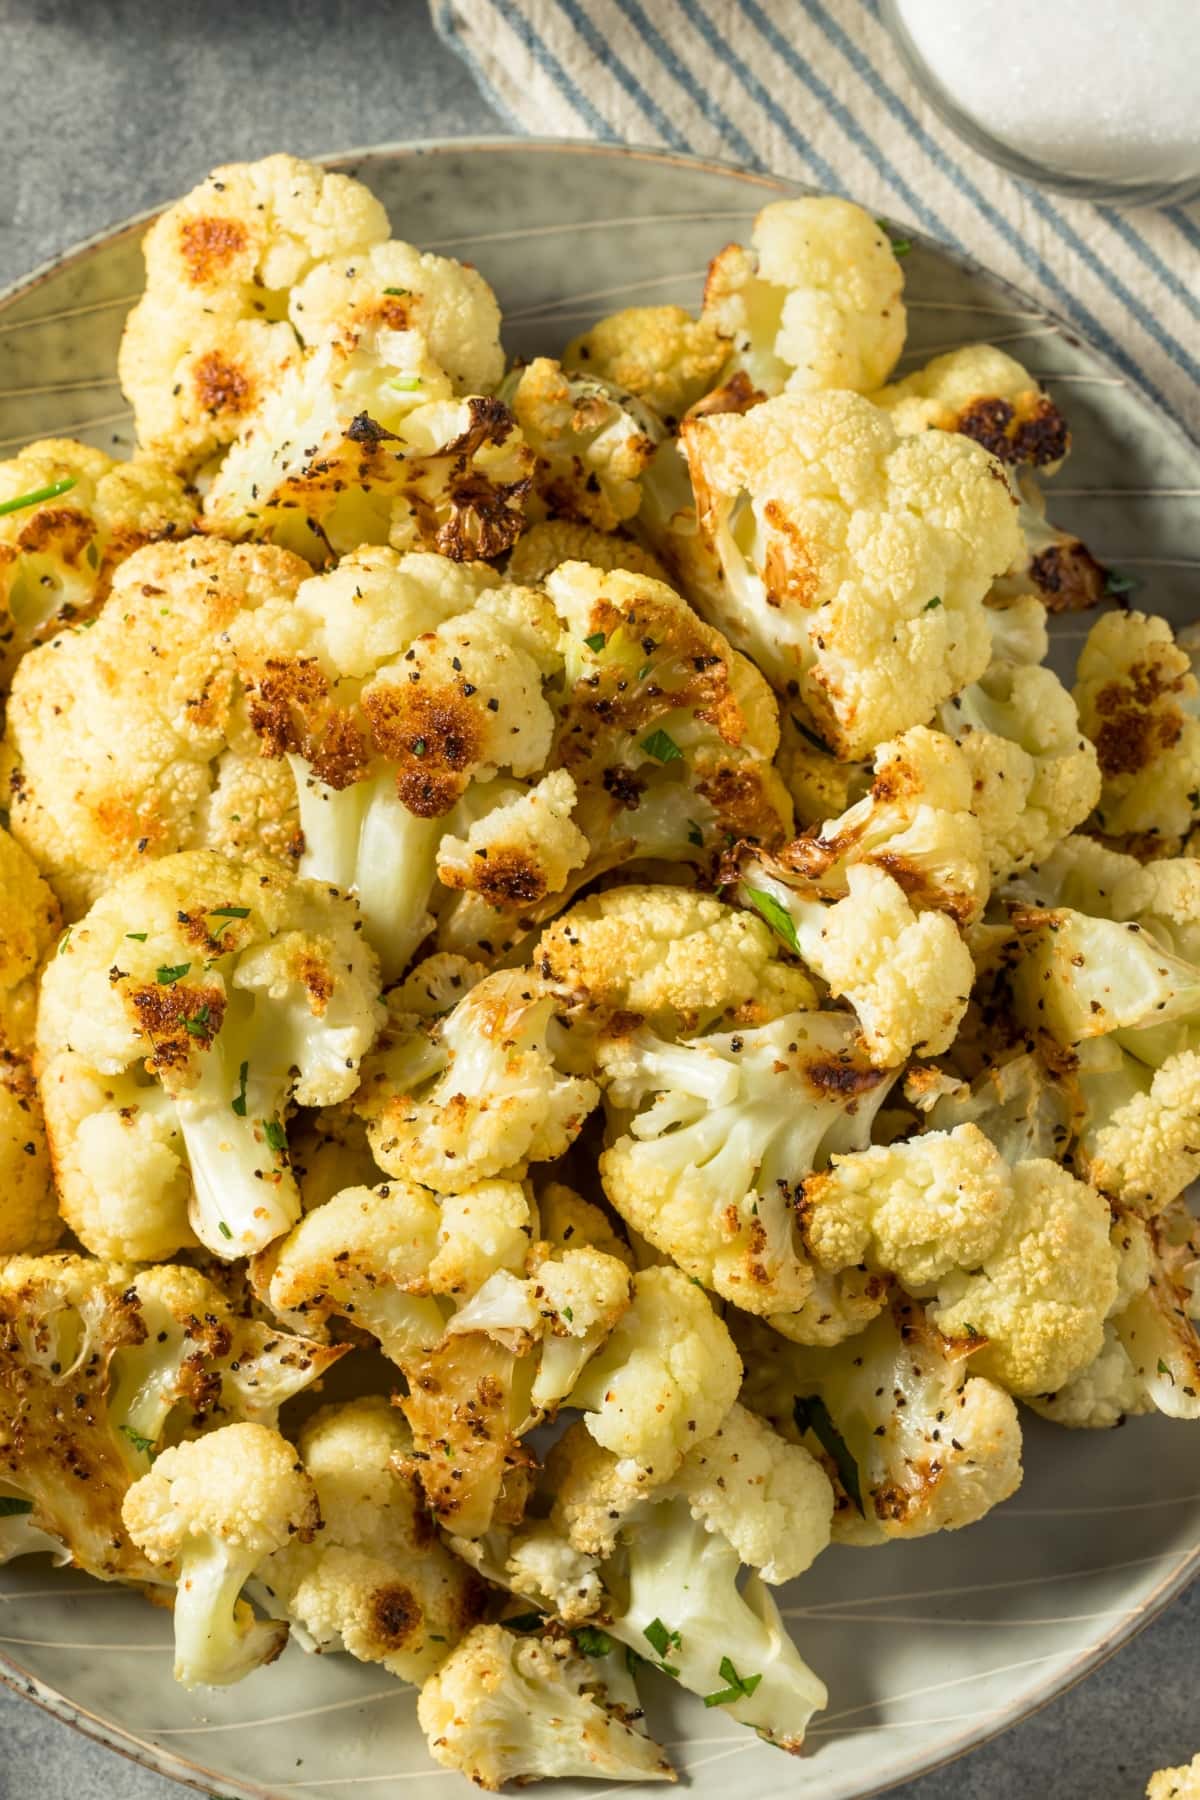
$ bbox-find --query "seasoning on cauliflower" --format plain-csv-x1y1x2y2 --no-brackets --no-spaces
539,884,817,1039
37,849,383,1261
1073,610,1200,848
231,546,569,976
265,1176,633,1536
701,197,906,398
568,1265,741,1481
597,1007,898,1323
0,1255,338,1577
872,344,1109,613
938,658,1100,880
1147,1752,1200,1800
678,390,1022,755
256,1397,485,1681
356,966,599,1192
543,559,792,888
122,1421,320,1687
2,537,309,919
202,342,533,566
563,303,728,427
737,1296,1023,1542
507,518,671,587
0,439,193,687
417,1621,675,1788
119,153,389,468
0,826,60,1253
499,359,663,531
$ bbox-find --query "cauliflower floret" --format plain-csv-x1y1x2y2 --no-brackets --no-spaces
1074,610,1200,846
930,1158,1118,1396
679,390,1021,754
1023,834,1200,964
357,967,599,1191
568,1265,741,1482
257,1398,484,1682
122,1422,320,1687
701,198,906,397
2,537,309,918
773,711,871,827
1147,1753,1200,1800
0,438,193,686
507,518,671,586
119,154,390,468
230,547,566,976
597,1009,897,1321
417,1622,675,1789
535,1181,635,1269
739,858,975,1062
202,338,533,565
939,660,1100,879
0,826,61,1253
542,560,793,894
1009,904,1200,1052
37,850,383,1261
737,1297,1023,1542
499,359,663,531
801,1124,1013,1291
537,884,816,1036
563,304,727,425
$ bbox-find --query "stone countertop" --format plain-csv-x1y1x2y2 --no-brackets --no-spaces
0,1,1193,1795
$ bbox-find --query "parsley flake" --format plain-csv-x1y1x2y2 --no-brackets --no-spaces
703,1656,764,1706
126,931,148,942
383,286,410,297
742,886,801,956
924,595,942,610
1157,1357,1174,1380
388,375,422,393
686,819,704,848
411,736,428,756
183,1004,212,1038
562,1305,574,1322
57,927,73,957
120,1425,156,1457
643,1618,681,1658
794,1394,863,1512
262,1117,287,1154
640,728,683,765
0,475,78,517
231,1060,249,1117
156,962,190,985
573,1625,614,1657
1104,569,1138,598
217,1220,233,1241
875,219,912,255
584,631,607,653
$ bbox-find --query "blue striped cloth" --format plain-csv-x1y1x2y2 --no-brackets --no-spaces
434,0,1200,438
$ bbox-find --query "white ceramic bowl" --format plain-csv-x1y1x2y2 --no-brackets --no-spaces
1,139,1197,1800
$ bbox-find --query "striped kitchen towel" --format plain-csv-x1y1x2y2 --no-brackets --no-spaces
434,0,1200,440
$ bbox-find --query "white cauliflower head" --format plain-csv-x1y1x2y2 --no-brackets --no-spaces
563,303,727,426
499,358,663,531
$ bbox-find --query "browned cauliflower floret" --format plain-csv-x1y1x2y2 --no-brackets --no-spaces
506,518,670,586
499,359,662,532
0,439,194,688
2,537,308,918
564,303,728,426
0,826,60,1253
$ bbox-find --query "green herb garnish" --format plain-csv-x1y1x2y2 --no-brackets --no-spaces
383,286,410,297
742,887,801,956
875,220,912,255
1157,1358,1173,1379
210,904,250,921
703,1655,764,1707
584,631,607,653
262,1117,287,1154
794,1394,863,1512
640,729,682,765
411,737,428,756
0,475,78,517
217,1220,233,1241
57,927,72,957
183,1004,212,1038
573,1625,614,1658
155,962,190,985
642,1618,681,1658
120,1425,156,1457
1104,569,1138,597
387,376,422,392
924,595,942,610
231,1060,249,1117
686,819,704,848
126,931,148,942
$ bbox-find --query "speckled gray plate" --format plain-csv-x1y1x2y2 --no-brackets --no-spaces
0,139,1197,1800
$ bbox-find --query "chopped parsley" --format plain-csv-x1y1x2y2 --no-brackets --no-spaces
794,1394,863,1512
57,927,72,957
1157,1358,1174,1380
573,1625,614,1658
686,819,704,848
742,886,801,956
411,736,428,756
562,1305,574,1322
640,728,683,765
120,1425,156,1457
0,1496,34,1517
1104,568,1138,598
383,286,410,297
0,475,78,517
183,1003,212,1038
262,1116,288,1154
388,375,422,392
126,931,148,942
875,219,912,255
217,1220,233,1241
210,904,250,922
155,962,190,985
703,1656,763,1707
642,1617,681,1669
584,631,607,653
924,595,942,610
637,661,652,681
231,1060,249,1117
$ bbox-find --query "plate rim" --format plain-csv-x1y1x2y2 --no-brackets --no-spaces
0,132,1197,1800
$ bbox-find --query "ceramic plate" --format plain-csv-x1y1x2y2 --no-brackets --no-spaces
1,139,1197,1800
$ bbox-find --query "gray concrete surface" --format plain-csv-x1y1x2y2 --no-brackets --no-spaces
0,1,1193,1795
